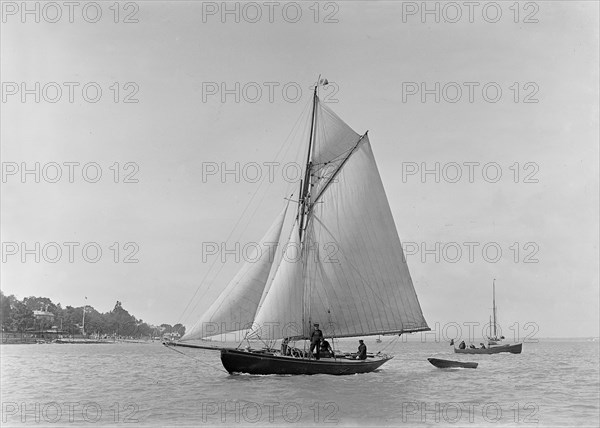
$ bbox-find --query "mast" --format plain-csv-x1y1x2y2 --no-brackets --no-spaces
299,80,319,241
492,279,497,337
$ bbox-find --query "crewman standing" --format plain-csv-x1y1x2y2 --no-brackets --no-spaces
310,323,323,360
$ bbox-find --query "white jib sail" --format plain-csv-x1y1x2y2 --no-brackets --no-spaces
182,205,288,341
249,221,306,340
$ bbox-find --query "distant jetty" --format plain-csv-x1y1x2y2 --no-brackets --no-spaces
53,338,113,344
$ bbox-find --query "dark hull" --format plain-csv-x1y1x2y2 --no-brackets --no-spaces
220,349,392,375
454,343,522,354
428,358,478,369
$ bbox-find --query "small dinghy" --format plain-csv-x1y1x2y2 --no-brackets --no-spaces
428,358,478,369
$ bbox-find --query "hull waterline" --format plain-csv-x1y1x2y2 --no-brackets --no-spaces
220,349,392,375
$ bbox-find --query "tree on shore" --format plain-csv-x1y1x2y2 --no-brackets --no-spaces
0,291,14,329
173,323,186,337
9,300,34,333
0,293,178,339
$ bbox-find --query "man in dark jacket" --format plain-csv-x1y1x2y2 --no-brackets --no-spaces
310,323,323,359
320,338,334,358
357,339,367,360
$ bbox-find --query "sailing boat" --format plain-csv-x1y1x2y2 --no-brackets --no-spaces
173,79,430,375
454,280,522,355
487,279,503,345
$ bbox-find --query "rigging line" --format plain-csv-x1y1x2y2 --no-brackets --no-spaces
197,97,311,298
177,261,216,325
185,105,310,326
163,343,229,374
238,98,313,243
285,124,311,197
243,329,271,350
177,192,257,326
237,329,256,349
178,98,313,326
379,335,400,354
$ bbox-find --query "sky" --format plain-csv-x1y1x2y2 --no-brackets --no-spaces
1,1,598,339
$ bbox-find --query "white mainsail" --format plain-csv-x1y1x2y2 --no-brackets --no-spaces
182,206,288,340
304,135,429,338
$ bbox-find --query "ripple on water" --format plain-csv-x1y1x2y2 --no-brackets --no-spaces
1,340,599,426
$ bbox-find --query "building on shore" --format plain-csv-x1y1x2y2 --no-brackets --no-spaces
33,309,55,324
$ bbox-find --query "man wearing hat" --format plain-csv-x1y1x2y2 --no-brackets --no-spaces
309,323,323,360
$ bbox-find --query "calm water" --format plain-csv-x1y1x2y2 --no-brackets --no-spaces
1,339,598,427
